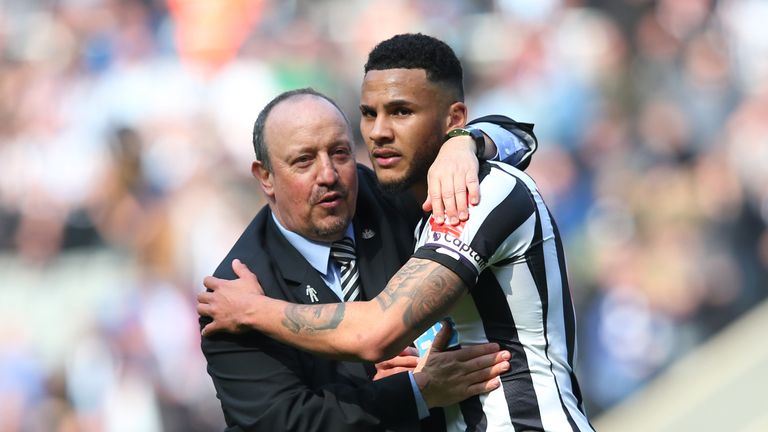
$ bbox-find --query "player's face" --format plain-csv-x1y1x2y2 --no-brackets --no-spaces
359,68,454,194
255,96,358,242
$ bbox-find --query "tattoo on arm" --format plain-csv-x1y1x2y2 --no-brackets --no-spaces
282,303,346,334
279,260,465,340
374,263,423,311
376,260,466,329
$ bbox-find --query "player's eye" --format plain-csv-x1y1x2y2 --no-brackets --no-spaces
360,107,376,118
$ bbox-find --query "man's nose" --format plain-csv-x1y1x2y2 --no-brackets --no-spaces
369,116,393,144
317,155,339,185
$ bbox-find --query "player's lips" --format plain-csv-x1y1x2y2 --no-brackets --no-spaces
372,149,402,168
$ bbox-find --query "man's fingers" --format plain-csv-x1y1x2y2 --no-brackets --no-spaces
197,302,212,318
427,179,445,224
200,322,221,338
466,171,481,207
453,351,507,374
197,291,212,304
451,342,501,361
375,367,413,378
203,276,220,291
463,350,511,373
231,259,254,279
430,321,452,352
465,377,502,397
463,359,510,397
453,175,469,222
400,346,419,357
386,367,413,375
415,347,429,373
379,356,419,369
421,196,432,212
463,358,510,384
441,187,459,226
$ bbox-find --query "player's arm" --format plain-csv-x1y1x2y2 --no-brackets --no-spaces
425,126,497,225
198,257,468,363
426,116,537,225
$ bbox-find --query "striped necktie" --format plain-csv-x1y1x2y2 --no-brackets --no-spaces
330,237,360,302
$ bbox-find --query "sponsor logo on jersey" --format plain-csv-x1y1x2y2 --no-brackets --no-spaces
429,216,466,238
426,231,487,273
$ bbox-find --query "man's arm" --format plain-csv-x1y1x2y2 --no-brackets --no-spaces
424,116,538,225
199,257,467,363
466,116,538,169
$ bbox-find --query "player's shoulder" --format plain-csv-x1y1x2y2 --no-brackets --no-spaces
479,160,539,195
480,160,529,181
473,161,540,220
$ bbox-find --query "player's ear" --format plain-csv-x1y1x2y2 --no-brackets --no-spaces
252,160,275,199
446,101,468,131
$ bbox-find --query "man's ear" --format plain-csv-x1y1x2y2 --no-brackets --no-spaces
252,160,275,199
446,101,468,131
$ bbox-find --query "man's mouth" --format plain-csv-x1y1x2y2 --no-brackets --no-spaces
372,149,402,168
316,191,344,208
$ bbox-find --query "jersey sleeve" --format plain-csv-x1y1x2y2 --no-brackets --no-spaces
412,163,538,288
467,115,538,170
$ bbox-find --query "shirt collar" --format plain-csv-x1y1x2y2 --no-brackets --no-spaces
271,212,355,275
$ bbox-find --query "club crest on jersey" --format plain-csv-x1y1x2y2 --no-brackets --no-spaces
429,216,466,238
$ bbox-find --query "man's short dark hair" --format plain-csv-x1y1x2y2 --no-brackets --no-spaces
364,33,464,101
252,88,348,172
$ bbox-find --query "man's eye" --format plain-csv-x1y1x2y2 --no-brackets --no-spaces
393,108,412,116
360,108,376,118
294,156,312,166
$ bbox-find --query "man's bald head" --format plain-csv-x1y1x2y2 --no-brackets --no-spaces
252,88,350,172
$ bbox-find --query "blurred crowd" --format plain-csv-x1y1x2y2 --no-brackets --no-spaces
0,0,766,430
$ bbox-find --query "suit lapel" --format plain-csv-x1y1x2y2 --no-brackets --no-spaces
353,205,407,302
264,215,371,380
265,215,341,304
353,225,382,301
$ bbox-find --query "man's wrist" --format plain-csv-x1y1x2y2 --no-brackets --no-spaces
408,371,431,419
444,127,485,158
240,295,278,334
468,122,526,164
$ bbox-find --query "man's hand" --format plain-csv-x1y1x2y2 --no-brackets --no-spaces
423,136,480,226
198,259,265,337
413,321,510,408
373,347,419,380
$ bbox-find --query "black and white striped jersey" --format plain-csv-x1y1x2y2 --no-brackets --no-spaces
412,161,594,432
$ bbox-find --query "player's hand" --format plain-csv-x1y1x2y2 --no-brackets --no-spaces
413,321,510,408
423,136,480,226
198,259,265,336
373,346,420,380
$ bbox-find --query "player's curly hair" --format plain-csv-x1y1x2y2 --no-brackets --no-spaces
364,33,464,102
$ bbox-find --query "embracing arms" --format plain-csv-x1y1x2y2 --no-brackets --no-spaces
199,257,467,363
424,115,537,225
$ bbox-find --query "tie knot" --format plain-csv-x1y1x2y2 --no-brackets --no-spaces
330,237,356,265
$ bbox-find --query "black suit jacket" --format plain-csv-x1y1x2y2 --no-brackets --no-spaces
201,166,423,432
